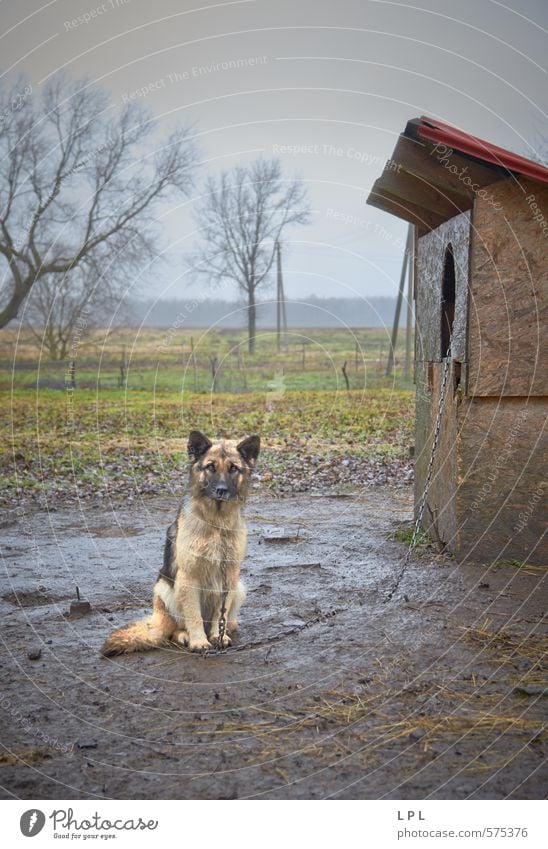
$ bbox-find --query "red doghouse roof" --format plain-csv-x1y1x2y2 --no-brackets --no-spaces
418,116,548,185
366,116,548,233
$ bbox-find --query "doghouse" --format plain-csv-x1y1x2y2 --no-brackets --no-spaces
367,116,548,565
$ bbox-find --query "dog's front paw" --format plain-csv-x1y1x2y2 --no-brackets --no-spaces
173,629,189,647
211,633,232,649
188,637,212,652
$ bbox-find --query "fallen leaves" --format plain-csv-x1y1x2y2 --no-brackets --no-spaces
2,388,414,507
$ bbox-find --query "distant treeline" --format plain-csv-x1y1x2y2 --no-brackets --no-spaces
132,296,403,328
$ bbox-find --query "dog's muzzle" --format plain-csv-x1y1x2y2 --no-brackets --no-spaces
206,482,235,502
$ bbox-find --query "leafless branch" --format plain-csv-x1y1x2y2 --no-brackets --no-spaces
0,74,198,328
190,158,310,353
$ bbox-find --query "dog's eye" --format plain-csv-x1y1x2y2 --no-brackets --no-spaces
204,463,215,472
229,464,241,474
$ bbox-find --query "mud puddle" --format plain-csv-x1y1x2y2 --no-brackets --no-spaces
0,490,546,799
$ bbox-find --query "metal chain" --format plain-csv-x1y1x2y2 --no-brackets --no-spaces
217,588,228,649
199,606,348,656
208,348,453,635
384,343,453,602
214,559,229,653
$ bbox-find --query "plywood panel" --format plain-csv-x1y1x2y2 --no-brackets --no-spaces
391,134,498,205
455,397,548,565
416,212,471,362
368,184,445,233
376,167,466,221
468,178,548,396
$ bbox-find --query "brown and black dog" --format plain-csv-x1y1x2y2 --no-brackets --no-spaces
101,430,260,656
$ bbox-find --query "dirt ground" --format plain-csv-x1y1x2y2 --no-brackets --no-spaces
0,489,546,799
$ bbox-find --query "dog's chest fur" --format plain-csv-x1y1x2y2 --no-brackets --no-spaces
176,506,246,583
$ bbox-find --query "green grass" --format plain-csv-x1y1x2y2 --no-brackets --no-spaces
1,386,414,504
0,327,415,505
391,525,433,553
0,326,414,393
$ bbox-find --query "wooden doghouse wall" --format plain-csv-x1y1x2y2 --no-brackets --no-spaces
455,179,548,564
414,212,471,552
456,397,547,564
468,178,548,397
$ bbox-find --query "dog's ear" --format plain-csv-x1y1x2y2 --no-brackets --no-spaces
188,431,212,462
237,434,260,465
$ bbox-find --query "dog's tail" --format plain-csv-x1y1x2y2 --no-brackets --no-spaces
101,596,175,657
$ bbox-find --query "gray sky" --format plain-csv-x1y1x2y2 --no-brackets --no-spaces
2,0,547,303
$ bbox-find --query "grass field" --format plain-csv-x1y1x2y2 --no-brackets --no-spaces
0,327,415,506
0,325,413,392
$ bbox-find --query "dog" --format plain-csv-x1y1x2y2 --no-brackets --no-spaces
101,430,260,656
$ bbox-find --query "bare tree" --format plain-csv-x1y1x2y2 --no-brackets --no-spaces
0,75,197,328
191,158,310,353
24,255,131,360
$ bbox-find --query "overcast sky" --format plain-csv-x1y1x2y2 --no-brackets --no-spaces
2,0,547,304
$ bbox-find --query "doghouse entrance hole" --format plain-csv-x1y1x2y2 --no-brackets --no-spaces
441,245,456,357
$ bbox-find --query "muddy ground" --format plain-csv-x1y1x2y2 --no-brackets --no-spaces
0,489,546,799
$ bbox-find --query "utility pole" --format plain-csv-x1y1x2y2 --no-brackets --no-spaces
276,240,288,352
404,225,415,381
386,225,413,377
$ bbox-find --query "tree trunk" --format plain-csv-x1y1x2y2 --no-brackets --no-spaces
59,338,69,361
0,276,33,329
247,286,256,355
46,325,59,360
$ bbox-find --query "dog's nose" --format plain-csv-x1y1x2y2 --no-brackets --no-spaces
214,484,229,498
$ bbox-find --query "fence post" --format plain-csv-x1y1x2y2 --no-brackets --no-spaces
210,354,219,393
119,347,128,389
341,360,350,391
